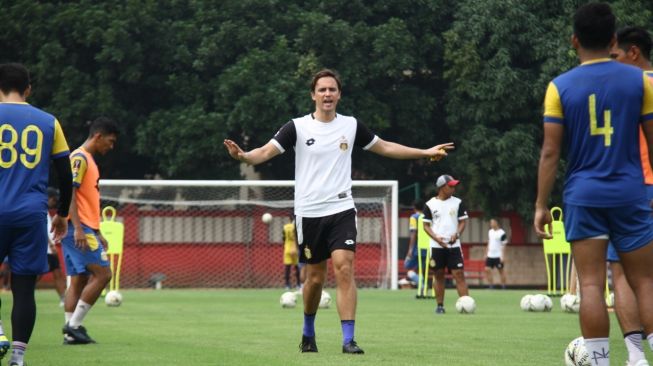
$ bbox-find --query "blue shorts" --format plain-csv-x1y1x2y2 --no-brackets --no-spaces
564,201,653,254
404,248,428,270
0,218,49,275
606,185,653,262
62,223,110,276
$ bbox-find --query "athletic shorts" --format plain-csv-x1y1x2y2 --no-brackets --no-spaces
564,201,653,253
429,247,464,271
47,253,61,271
297,208,357,264
606,185,653,262
62,223,110,276
0,218,49,275
404,248,428,271
485,257,504,269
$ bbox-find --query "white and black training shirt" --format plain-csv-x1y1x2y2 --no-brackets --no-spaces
487,228,508,258
422,196,468,249
270,113,378,217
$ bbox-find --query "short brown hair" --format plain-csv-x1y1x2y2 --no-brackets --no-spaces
310,69,342,92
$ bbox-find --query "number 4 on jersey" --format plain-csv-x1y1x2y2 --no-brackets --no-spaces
588,94,613,147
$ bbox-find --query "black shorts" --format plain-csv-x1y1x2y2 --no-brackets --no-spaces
47,253,60,272
485,257,504,269
430,247,464,271
297,208,357,264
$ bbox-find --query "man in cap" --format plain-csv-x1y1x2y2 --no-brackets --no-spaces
422,175,469,314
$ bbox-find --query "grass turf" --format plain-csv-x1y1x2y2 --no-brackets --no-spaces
4,288,645,365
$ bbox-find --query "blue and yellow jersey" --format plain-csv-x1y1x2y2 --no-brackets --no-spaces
409,213,420,232
0,102,69,225
543,59,653,206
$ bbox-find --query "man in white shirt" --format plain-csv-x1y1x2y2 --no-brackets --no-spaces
224,69,453,354
422,174,469,314
485,219,508,289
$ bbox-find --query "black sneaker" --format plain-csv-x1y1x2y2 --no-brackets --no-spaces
435,306,445,314
342,340,364,354
62,323,95,344
299,335,318,353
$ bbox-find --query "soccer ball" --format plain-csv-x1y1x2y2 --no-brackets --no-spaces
280,291,297,308
561,293,580,313
319,290,331,309
520,294,533,311
529,294,551,312
565,337,591,366
105,290,123,307
455,296,476,314
261,213,273,224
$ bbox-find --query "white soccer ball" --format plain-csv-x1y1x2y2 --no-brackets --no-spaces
542,294,553,312
455,295,476,314
565,337,591,366
561,293,581,313
319,290,332,309
105,290,123,307
280,291,297,308
520,294,533,311
529,294,549,312
261,213,273,224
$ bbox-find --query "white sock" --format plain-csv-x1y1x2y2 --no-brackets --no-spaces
0,320,5,336
68,300,91,328
624,332,645,364
9,341,26,366
584,338,610,366
65,312,73,323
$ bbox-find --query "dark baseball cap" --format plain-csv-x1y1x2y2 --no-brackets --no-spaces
436,174,460,188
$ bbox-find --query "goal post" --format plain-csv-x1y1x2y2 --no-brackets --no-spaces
99,180,399,290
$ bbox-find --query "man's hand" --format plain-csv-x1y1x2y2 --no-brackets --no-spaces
435,235,449,248
73,226,89,250
534,206,553,239
99,233,109,250
51,215,68,242
223,139,247,162
428,142,455,162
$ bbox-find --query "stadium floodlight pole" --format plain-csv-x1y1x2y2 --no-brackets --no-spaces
100,179,399,289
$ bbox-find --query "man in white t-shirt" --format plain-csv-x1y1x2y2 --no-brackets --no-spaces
485,218,508,289
422,174,469,314
224,69,453,355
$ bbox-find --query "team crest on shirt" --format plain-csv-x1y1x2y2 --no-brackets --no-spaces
339,136,348,151
304,247,312,259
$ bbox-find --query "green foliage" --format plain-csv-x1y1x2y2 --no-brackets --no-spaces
2,0,653,218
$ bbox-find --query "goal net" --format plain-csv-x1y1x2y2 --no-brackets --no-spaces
99,180,398,289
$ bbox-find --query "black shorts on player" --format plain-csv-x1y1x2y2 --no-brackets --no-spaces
297,208,357,264
47,253,61,272
485,257,503,269
429,247,464,271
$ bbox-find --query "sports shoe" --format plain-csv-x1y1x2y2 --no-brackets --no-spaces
299,335,318,353
9,362,26,366
62,323,95,344
0,334,9,359
435,306,445,314
342,340,365,354
626,360,650,366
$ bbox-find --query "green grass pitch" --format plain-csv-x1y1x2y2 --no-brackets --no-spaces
7,288,645,365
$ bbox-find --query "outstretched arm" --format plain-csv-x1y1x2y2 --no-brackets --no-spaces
224,139,281,166
368,139,454,161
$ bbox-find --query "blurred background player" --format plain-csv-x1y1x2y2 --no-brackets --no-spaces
606,25,653,366
402,199,425,287
0,62,72,366
62,117,118,345
535,4,653,365
43,188,66,307
485,218,508,289
224,68,453,355
283,216,301,290
422,174,469,314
